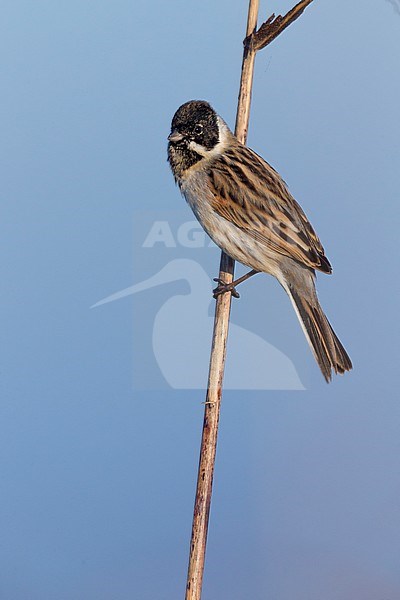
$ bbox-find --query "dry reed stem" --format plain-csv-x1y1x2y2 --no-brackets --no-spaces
184,1,315,598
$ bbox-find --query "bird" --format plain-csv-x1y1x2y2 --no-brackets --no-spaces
167,100,352,383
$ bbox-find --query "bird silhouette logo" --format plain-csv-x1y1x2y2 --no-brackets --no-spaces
92,254,305,390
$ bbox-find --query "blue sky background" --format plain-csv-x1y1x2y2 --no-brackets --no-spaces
2,0,400,598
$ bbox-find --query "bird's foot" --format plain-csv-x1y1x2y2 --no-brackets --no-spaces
212,278,240,299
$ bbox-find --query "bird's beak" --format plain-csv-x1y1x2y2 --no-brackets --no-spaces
168,130,184,143
91,262,189,308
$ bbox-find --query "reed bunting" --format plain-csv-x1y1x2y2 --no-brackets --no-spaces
167,100,352,382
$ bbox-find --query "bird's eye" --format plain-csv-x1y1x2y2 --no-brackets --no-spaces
193,124,203,135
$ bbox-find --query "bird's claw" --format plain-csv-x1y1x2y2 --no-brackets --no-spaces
212,278,240,299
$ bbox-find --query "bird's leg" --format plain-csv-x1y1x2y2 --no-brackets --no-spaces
213,269,259,299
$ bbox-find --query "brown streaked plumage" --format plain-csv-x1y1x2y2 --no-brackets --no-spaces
167,100,352,382
208,146,332,274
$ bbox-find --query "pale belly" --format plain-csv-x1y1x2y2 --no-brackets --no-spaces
180,173,282,278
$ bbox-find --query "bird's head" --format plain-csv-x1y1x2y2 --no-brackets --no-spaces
167,100,231,180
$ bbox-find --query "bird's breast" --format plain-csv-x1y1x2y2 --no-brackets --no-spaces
179,170,281,276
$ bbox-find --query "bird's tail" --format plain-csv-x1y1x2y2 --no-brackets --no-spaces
286,285,352,383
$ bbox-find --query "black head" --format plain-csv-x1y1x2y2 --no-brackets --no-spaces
168,100,219,150
168,100,221,182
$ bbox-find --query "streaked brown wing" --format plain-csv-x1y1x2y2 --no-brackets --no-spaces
208,144,332,273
